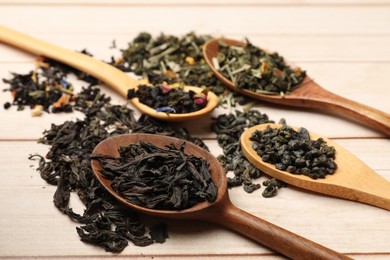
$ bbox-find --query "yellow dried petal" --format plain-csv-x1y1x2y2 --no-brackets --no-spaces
138,78,150,85
31,71,37,83
260,62,267,73
35,59,50,69
185,56,195,65
164,70,177,79
31,105,43,117
115,57,124,65
295,67,302,75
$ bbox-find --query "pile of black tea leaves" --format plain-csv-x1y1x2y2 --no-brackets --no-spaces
92,142,217,210
28,84,210,252
250,124,337,179
127,82,208,114
1,31,296,253
4,53,207,252
214,39,306,95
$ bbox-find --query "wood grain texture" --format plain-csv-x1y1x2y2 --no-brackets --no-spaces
91,134,349,259
241,124,390,210
204,38,390,135
0,1,389,259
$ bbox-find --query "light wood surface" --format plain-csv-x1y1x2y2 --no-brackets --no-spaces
241,124,390,210
91,133,350,259
0,25,219,121
0,1,389,259
204,39,390,135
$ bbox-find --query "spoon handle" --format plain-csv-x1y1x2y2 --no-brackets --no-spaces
296,82,390,136
214,202,351,260
0,25,136,97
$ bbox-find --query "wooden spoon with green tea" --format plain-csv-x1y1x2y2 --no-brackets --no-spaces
91,133,351,260
241,123,390,211
0,25,218,121
203,38,390,136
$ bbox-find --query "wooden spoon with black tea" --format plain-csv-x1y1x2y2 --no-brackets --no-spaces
241,123,390,211
0,25,218,121
203,38,390,136
91,133,351,260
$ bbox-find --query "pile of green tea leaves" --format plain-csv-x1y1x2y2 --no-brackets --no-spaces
250,124,337,179
214,39,306,95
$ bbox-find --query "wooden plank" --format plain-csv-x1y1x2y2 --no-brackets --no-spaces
0,2,389,259
1,61,388,139
0,140,388,258
2,34,390,62
0,6,390,35
2,0,390,6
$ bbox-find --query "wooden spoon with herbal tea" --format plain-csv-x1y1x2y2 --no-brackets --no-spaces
91,133,351,260
203,38,390,136
241,123,390,211
0,25,218,121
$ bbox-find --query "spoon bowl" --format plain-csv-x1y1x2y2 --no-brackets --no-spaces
91,133,350,259
241,123,390,211
91,133,227,219
203,38,390,135
0,25,219,121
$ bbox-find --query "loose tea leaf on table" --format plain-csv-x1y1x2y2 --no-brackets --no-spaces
2,51,98,115
92,141,217,210
215,39,306,95
3,31,292,253
2,65,74,114
28,84,209,251
20,57,208,252
212,110,274,193
250,124,337,179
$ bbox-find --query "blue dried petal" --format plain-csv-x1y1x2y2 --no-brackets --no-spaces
156,106,176,113
60,79,69,87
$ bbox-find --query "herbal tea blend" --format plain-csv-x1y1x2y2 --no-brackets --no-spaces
2,61,74,114
112,32,247,106
92,142,217,210
214,39,306,95
112,33,218,89
2,53,98,115
250,124,337,179
127,82,208,114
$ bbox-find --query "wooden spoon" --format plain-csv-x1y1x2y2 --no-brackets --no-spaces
0,25,218,121
241,123,390,211
203,38,390,136
91,133,351,259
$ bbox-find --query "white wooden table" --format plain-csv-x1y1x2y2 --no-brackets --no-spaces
0,1,389,259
